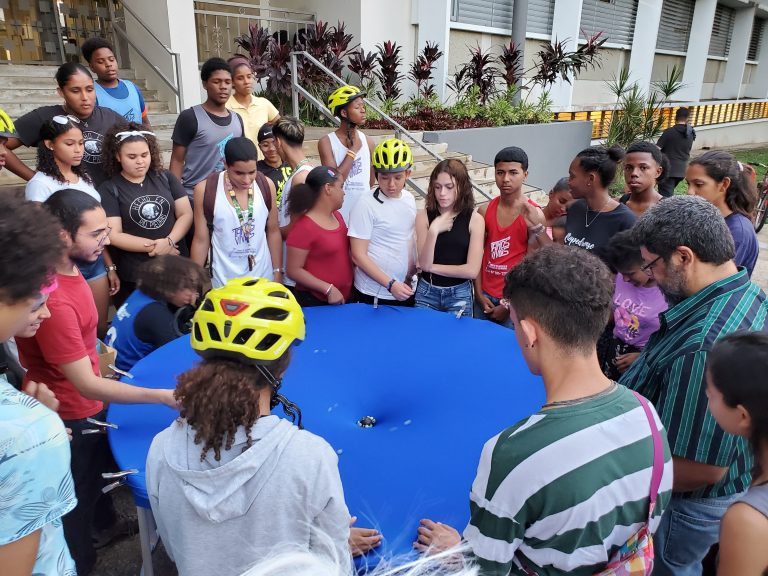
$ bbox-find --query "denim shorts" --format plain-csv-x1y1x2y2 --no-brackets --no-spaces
414,278,474,318
473,290,514,329
77,254,106,281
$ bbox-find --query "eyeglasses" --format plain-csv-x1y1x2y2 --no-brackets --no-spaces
641,255,663,275
52,115,80,125
78,225,112,247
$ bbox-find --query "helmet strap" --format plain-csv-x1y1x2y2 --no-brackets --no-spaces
257,364,304,430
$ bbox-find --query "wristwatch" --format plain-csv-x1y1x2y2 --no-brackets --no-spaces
105,264,117,272
273,267,285,274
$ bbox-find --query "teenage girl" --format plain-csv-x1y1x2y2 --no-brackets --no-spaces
415,159,484,317
285,166,354,307
563,146,636,263
686,150,759,277
25,116,118,338
706,332,768,576
620,141,667,217
318,86,375,223
100,122,193,308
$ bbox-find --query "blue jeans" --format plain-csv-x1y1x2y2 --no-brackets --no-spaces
414,278,474,318
652,493,741,576
473,290,514,329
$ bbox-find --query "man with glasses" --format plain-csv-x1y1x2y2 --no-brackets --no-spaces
620,195,768,576
15,189,177,576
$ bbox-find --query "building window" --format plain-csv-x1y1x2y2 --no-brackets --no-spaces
748,18,764,62
579,0,639,47
708,4,734,58
450,0,555,36
656,0,694,53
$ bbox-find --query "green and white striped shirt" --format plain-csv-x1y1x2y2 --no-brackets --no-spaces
464,385,672,575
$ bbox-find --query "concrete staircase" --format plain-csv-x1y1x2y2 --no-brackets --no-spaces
0,64,542,205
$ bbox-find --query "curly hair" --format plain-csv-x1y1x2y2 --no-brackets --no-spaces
425,158,475,215
102,121,163,179
503,244,613,354
175,354,291,462
36,119,90,184
137,255,207,302
0,197,64,303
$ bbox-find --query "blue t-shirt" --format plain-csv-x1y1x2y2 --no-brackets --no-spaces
0,378,77,575
725,212,759,277
95,79,146,123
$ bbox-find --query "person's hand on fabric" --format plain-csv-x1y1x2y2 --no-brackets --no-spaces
477,292,494,315
615,352,641,373
429,212,455,236
348,516,382,557
390,281,414,301
22,380,59,412
489,303,510,323
327,286,345,305
414,519,461,554
107,270,120,296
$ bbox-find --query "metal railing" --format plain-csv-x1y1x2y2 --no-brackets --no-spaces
111,1,183,111
556,100,768,140
290,50,493,201
194,1,315,61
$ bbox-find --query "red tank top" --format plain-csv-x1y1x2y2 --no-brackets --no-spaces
480,197,533,298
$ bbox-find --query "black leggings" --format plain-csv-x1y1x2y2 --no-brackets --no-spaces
351,286,414,307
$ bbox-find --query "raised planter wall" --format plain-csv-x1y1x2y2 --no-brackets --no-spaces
423,121,594,193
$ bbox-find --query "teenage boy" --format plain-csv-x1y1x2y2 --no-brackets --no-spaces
169,58,244,199
191,137,281,288
0,192,77,575
256,123,292,206
474,147,547,327
416,245,673,575
81,37,150,126
15,189,177,576
318,85,375,223
348,138,417,306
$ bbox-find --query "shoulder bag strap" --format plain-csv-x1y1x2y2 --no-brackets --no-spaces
631,390,665,522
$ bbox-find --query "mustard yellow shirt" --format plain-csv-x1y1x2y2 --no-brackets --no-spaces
226,95,280,159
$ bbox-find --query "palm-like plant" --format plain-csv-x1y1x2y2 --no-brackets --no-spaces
233,23,271,82
375,41,404,101
456,44,498,104
348,47,379,95
408,41,444,99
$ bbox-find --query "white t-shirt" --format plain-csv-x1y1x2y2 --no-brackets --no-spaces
25,171,100,203
210,172,272,288
348,188,416,298
327,131,371,224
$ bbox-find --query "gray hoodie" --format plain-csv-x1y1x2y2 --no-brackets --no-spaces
145,415,351,576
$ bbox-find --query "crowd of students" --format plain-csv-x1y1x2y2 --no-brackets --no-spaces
0,42,767,576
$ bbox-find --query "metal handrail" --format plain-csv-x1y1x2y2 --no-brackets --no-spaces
194,0,315,19
112,1,184,110
290,50,493,201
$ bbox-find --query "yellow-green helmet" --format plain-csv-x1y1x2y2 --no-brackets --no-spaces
0,108,16,139
191,277,305,365
327,85,365,116
372,138,413,173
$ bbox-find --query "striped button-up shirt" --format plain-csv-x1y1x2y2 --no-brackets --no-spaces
620,268,767,498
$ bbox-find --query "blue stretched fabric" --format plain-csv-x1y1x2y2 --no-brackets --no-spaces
105,289,158,372
108,304,544,566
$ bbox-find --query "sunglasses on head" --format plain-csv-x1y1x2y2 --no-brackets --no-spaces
52,115,80,125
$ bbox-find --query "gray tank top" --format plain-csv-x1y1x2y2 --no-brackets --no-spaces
182,105,243,193
740,483,768,518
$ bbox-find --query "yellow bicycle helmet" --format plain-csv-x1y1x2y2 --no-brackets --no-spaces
0,108,16,139
372,138,413,173
327,85,365,116
191,277,305,365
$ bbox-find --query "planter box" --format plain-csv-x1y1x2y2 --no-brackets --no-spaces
423,121,594,193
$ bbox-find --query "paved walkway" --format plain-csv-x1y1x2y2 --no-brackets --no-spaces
753,226,768,292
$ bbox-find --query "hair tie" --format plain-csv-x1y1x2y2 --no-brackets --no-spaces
737,161,744,172
40,276,58,295
115,130,156,142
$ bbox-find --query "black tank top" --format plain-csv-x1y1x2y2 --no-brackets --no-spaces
424,209,472,287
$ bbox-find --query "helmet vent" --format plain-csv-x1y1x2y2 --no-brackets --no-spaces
201,299,214,312
207,323,221,341
243,279,260,287
233,328,255,345
193,323,203,342
268,290,290,300
252,307,289,321
255,333,280,351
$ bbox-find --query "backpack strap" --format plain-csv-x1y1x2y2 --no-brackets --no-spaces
631,390,665,522
254,171,272,213
203,172,220,234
